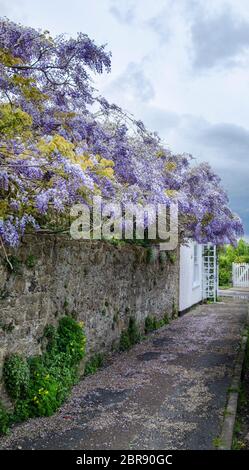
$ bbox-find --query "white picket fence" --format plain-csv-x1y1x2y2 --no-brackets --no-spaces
232,263,249,287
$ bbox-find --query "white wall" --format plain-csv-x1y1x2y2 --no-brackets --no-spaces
179,241,203,312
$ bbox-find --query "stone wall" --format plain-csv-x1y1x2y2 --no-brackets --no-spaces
0,234,179,400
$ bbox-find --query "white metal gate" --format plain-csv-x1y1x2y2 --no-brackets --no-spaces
232,263,249,287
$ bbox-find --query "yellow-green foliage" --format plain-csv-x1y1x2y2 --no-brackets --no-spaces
38,136,115,179
165,161,177,172
219,239,249,286
0,104,32,139
38,135,75,158
12,75,47,102
0,48,23,66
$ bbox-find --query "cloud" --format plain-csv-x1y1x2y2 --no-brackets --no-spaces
161,114,249,233
221,167,249,234
190,7,249,69
0,0,11,16
199,122,249,165
102,76,249,234
101,82,249,235
109,3,135,25
195,121,249,230
141,107,180,135
146,10,171,43
137,107,249,233
107,62,155,103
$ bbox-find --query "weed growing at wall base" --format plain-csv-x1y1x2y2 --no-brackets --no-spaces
119,317,141,351
0,401,9,435
144,314,169,334
0,316,86,434
119,314,170,352
84,353,105,376
3,354,30,400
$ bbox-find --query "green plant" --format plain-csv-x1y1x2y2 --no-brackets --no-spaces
167,251,177,264
172,301,178,318
2,316,86,432
25,254,37,268
146,247,157,264
42,324,58,353
227,386,240,393
56,316,86,365
0,288,9,300
119,316,141,351
27,356,62,417
232,437,246,450
63,298,69,310
125,238,151,248
85,353,104,376
3,354,30,400
231,328,249,450
159,251,167,265
218,239,249,287
219,284,232,290
163,313,169,325
144,314,169,334
119,331,131,351
3,255,22,274
0,402,9,435
232,414,245,450
1,321,14,333
11,400,30,423
212,436,223,448
26,353,76,417
233,418,242,435
107,237,126,248
219,267,231,286
145,315,157,334
127,316,141,345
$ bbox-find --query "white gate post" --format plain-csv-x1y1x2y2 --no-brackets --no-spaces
232,263,235,287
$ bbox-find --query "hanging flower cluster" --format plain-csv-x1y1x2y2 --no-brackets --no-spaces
0,18,243,247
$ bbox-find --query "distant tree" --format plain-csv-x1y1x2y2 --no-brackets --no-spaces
218,239,249,286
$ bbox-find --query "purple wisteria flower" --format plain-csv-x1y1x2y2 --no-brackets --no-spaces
0,17,244,247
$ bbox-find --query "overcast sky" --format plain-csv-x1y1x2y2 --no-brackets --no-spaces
1,0,249,236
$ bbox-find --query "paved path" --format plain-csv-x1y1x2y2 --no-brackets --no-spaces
219,287,249,300
0,299,248,450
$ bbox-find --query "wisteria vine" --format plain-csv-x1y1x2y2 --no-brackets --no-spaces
0,18,243,248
